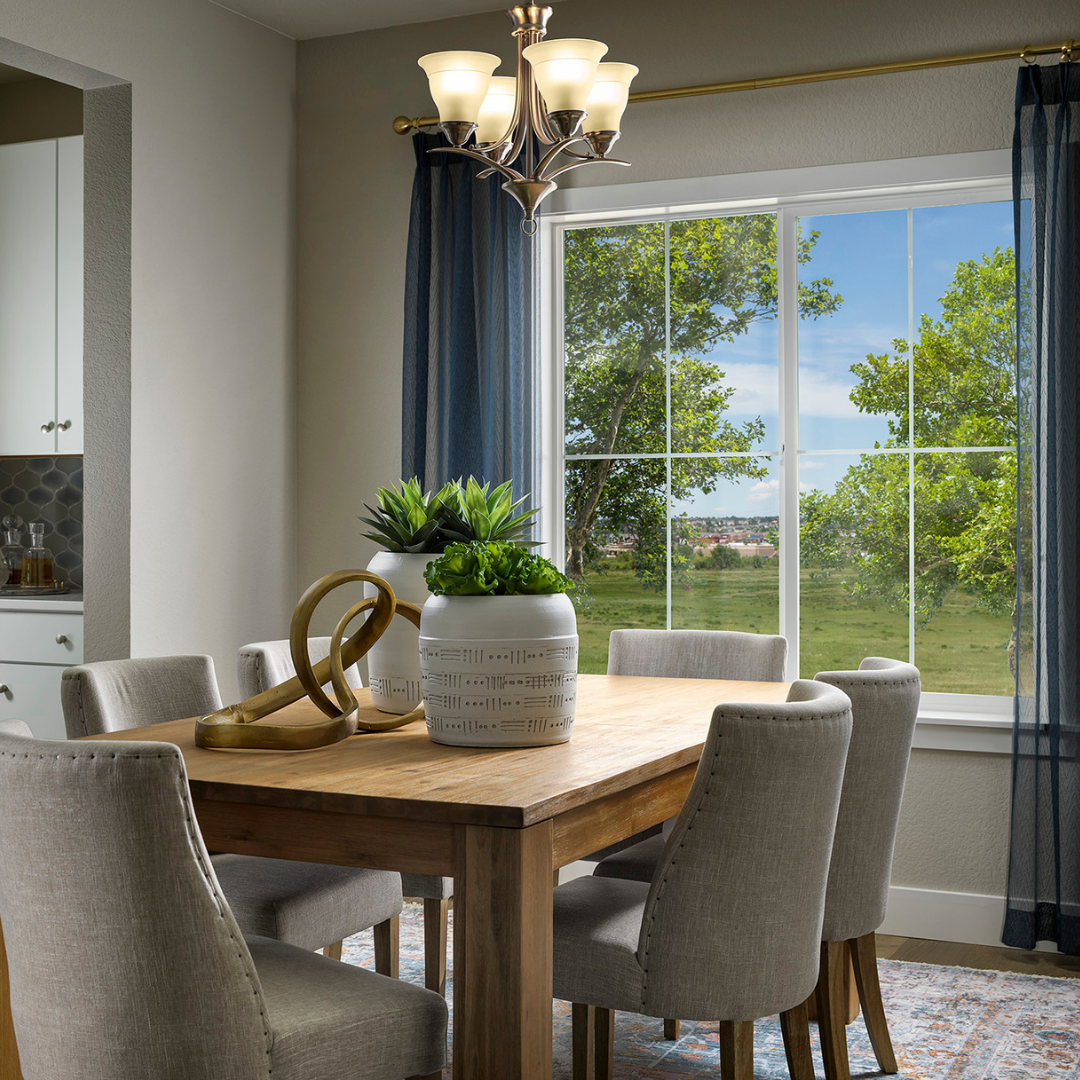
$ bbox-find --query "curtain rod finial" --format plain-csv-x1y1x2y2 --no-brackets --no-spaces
393,115,416,135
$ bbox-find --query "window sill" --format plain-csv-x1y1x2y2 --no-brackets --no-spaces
914,699,1013,754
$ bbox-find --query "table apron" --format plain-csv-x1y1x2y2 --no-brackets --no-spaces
551,764,696,867
192,798,456,877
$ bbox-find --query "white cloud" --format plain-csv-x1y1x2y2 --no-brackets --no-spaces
801,459,827,470
747,480,778,503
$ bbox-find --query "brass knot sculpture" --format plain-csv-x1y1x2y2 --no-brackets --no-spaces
195,570,425,751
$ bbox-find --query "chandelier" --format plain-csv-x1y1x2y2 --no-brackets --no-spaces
413,4,638,235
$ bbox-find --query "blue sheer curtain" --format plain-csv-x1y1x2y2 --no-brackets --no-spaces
1004,62,1080,953
401,133,538,504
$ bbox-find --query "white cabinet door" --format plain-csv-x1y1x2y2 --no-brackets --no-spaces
56,136,84,455
0,661,68,741
0,140,58,456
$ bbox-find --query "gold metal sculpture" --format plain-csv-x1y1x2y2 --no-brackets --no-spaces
195,570,425,751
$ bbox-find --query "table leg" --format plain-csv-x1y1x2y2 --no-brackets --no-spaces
453,820,553,1080
0,916,22,1080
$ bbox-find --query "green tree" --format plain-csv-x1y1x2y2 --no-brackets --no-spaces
565,216,841,583
801,247,1017,623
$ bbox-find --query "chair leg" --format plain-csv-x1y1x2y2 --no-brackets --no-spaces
816,940,852,1080
780,998,814,1080
405,1073,441,1080
322,939,343,961
719,1020,754,1080
850,931,898,1074
663,1018,681,1040
594,1005,615,1080
373,915,400,979
572,1003,594,1080
423,898,449,995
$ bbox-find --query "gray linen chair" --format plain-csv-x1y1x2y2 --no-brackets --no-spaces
238,639,453,996
0,727,445,1080
810,657,920,1080
61,654,403,970
553,679,852,1080
595,656,920,1080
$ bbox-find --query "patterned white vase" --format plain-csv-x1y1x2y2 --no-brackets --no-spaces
364,550,433,714
419,593,578,748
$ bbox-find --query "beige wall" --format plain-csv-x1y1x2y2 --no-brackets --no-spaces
0,76,81,144
0,0,296,699
296,0,1074,902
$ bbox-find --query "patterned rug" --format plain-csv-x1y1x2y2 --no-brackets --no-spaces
342,902,1079,1078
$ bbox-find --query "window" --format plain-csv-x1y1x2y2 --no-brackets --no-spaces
541,158,1016,702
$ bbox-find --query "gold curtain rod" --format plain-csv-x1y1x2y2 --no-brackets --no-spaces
392,37,1076,134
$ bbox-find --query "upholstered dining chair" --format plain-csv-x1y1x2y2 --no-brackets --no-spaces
61,654,404,972
595,656,920,1080
238,639,453,997
553,679,852,1080
0,727,446,1080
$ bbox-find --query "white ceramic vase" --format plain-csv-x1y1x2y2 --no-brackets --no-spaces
364,550,434,714
419,593,578,748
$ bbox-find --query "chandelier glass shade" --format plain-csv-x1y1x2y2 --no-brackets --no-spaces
415,5,638,234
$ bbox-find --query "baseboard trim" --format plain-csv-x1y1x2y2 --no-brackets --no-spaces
882,885,1009,947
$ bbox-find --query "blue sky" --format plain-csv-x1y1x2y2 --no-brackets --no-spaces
671,199,1014,520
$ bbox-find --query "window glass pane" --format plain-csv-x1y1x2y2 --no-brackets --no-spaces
799,453,910,677
669,216,779,455
798,210,908,451
912,202,1016,449
564,222,666,456
670,460,779,633
566,458,667,673
913,451,1016,694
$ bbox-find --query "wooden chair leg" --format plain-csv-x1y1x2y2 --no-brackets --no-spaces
780,998,814,1080
850,931,898,1074
663,1018,681,1040
816,940,852,1080
572,1003,594,1080
405,1073,441,1080
594,1005,615,1080
373,915,400,979
423,898,449,995
719,1020,754,1080
321,939,343,961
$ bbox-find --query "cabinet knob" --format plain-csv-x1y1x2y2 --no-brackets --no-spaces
0,684,8,695
58,420,72,431
41,421,56,434
55,634,69,645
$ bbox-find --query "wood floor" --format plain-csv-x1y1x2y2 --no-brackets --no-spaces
876,934,1080,980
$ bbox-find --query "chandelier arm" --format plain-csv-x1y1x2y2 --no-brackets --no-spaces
429,145,525,183
542,156,631,182
535,134,591,177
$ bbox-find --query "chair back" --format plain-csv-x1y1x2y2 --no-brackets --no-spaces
61,655,223,737
607,628,787,682
236,637,363,699
815,656,921,942
0,730,273,1079
636,679,851,1022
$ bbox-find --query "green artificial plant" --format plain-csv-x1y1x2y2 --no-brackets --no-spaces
424,541,575,597
360,478,457,554
439,477,540,548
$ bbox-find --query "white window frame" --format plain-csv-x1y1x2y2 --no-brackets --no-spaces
539,150,1015,752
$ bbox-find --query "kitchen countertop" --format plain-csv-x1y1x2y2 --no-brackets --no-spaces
0,591,83,613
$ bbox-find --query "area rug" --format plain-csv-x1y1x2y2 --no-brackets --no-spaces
342,902,1079,1078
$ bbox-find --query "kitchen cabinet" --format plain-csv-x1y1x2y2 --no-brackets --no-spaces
0,136,83,456
0,604,82,740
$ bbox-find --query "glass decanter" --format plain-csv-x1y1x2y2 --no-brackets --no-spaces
1,516,23,586
21,522,55,588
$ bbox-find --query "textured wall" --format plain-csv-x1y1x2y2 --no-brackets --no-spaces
296,0,1075,898
0,0,296,698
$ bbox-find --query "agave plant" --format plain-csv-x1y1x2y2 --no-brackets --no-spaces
359,478,456,553
439,477,540,548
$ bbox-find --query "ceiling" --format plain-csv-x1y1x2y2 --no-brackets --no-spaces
208,0,528,40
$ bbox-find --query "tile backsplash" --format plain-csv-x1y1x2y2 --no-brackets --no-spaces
0,456,83,590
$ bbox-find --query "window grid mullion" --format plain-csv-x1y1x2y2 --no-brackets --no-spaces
664,220,673,632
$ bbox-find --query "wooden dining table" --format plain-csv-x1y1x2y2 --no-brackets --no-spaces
0,672,791,1080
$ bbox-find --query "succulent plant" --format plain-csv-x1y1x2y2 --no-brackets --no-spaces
439,477,539,548
359,478,456,554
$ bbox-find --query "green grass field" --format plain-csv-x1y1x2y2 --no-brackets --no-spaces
574,563,1014,696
